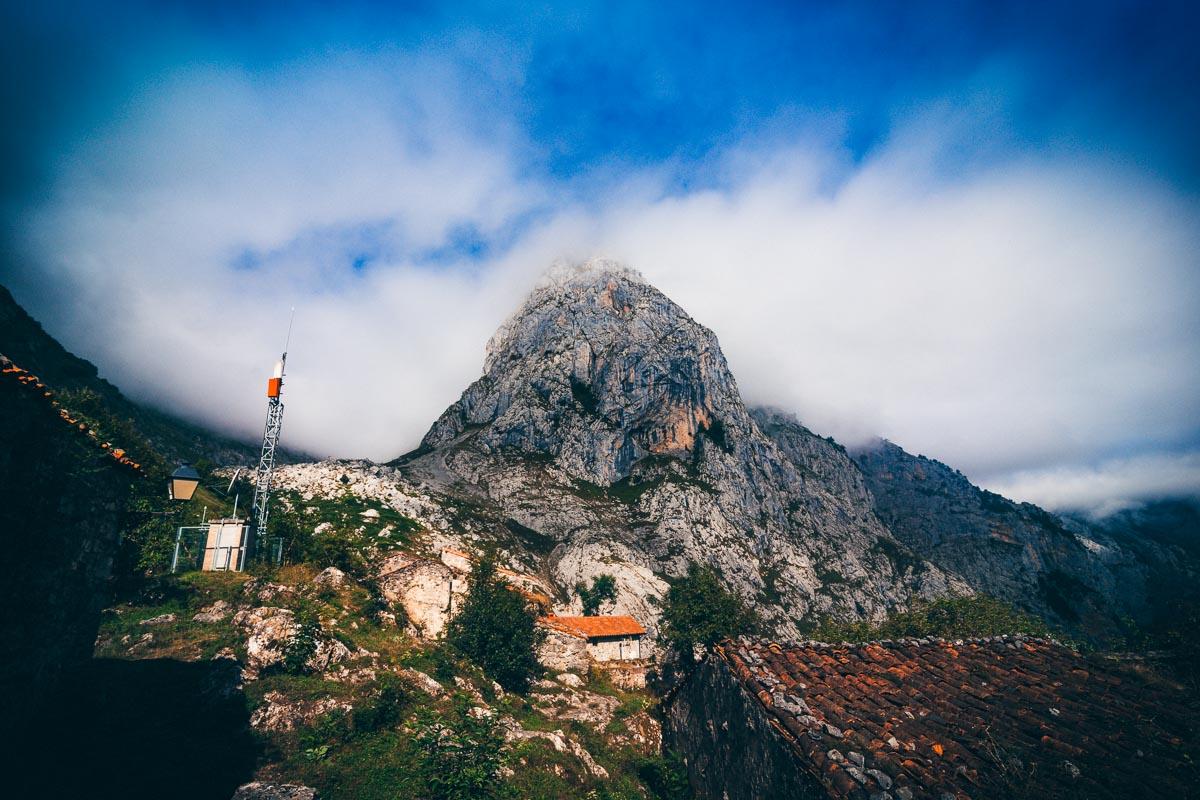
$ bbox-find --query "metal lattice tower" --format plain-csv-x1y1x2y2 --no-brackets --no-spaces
250,376,284,537
250,311,294,540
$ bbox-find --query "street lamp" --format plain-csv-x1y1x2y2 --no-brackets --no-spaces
169,463,201,501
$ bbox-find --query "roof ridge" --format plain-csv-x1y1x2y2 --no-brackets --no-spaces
729,632,1068,649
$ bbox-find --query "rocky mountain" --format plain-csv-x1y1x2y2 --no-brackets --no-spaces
396,261,968,638
850,441,1170,638
383,259,1182,642
0,283,284,467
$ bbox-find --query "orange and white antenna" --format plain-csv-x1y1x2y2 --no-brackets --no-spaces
251,309,296,549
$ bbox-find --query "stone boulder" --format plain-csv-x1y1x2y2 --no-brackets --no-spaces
500,719,609,780
231,783,319,800
250,690,353,732
193,600,232,623
233,607,351,679
531,684,620,732
312,567,348,592
374,553,465,638
242,579,296,604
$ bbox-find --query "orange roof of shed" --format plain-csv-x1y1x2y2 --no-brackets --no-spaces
539,615,646,639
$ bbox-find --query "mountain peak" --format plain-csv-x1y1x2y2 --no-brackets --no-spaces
420,259,746,484
536,257,646,291
484,257,652,371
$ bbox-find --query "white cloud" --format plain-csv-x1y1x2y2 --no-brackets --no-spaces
981,450,1200,517
9,51,1200,518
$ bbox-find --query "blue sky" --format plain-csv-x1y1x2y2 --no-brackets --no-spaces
6,1,1200,203
2,0,1198,512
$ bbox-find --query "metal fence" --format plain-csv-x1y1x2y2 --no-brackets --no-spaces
170,527,285,572
170,526,210,573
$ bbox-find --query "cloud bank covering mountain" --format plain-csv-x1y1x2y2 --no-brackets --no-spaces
2,2,1198,515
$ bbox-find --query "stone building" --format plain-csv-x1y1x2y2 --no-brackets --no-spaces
537,615,650,687
666,635,1197,800
0,354,138,740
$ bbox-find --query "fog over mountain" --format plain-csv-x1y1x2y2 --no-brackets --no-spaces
2,3,1198,516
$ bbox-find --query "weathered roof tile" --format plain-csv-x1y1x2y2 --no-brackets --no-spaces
718,636,1196,800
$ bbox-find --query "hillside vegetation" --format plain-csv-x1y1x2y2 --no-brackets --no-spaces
92,499,686,800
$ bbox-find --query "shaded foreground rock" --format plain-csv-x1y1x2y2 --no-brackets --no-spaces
231,783,319,800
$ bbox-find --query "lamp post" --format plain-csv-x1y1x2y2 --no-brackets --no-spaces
168,463,201,501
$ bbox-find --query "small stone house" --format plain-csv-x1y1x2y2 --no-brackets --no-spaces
540,615,647,660
537,615,649,681
666,635,1197,800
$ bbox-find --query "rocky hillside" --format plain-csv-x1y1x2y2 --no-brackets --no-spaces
849,442,1165,637
380,259,1186,643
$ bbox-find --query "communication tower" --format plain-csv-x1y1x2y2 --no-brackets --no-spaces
250,310,294,546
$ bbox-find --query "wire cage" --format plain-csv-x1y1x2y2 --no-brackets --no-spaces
170,526,210,573
171,519,253,573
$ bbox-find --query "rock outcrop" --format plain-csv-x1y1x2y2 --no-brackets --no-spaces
231,783,319,800
233,607,351,679
374,552,466,638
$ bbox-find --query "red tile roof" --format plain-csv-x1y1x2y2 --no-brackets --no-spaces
716,635,1197,800
539,615,646,639
1,354,144,474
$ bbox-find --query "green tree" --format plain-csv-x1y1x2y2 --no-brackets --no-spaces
446,555,544,692
661,563,757,659
799,595,1054,643
281,606,321,674
576,573,618,615
410,694,513,800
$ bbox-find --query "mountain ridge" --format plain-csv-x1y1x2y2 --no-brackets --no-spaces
0,283,302,467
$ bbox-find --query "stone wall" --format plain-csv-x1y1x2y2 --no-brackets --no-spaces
591,660,648,690
538,629,590,673
587,635,644,661
664,656,825,800
0,373,133,735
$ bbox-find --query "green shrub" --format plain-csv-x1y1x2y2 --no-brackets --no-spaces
661,563,758,659
300,707,354,750
799,595,1053,642
636,752,692,800
409,694,513,800
354,673,408,734
577,574,617,616
445,555,543,693
282,607,321,675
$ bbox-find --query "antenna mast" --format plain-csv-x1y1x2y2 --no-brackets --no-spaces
250,309,294,546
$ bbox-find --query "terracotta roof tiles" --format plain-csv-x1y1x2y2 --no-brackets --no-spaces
538,615,646,639
717,635,1197,800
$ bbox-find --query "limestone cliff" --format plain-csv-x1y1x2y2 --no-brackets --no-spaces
398,261,962,637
